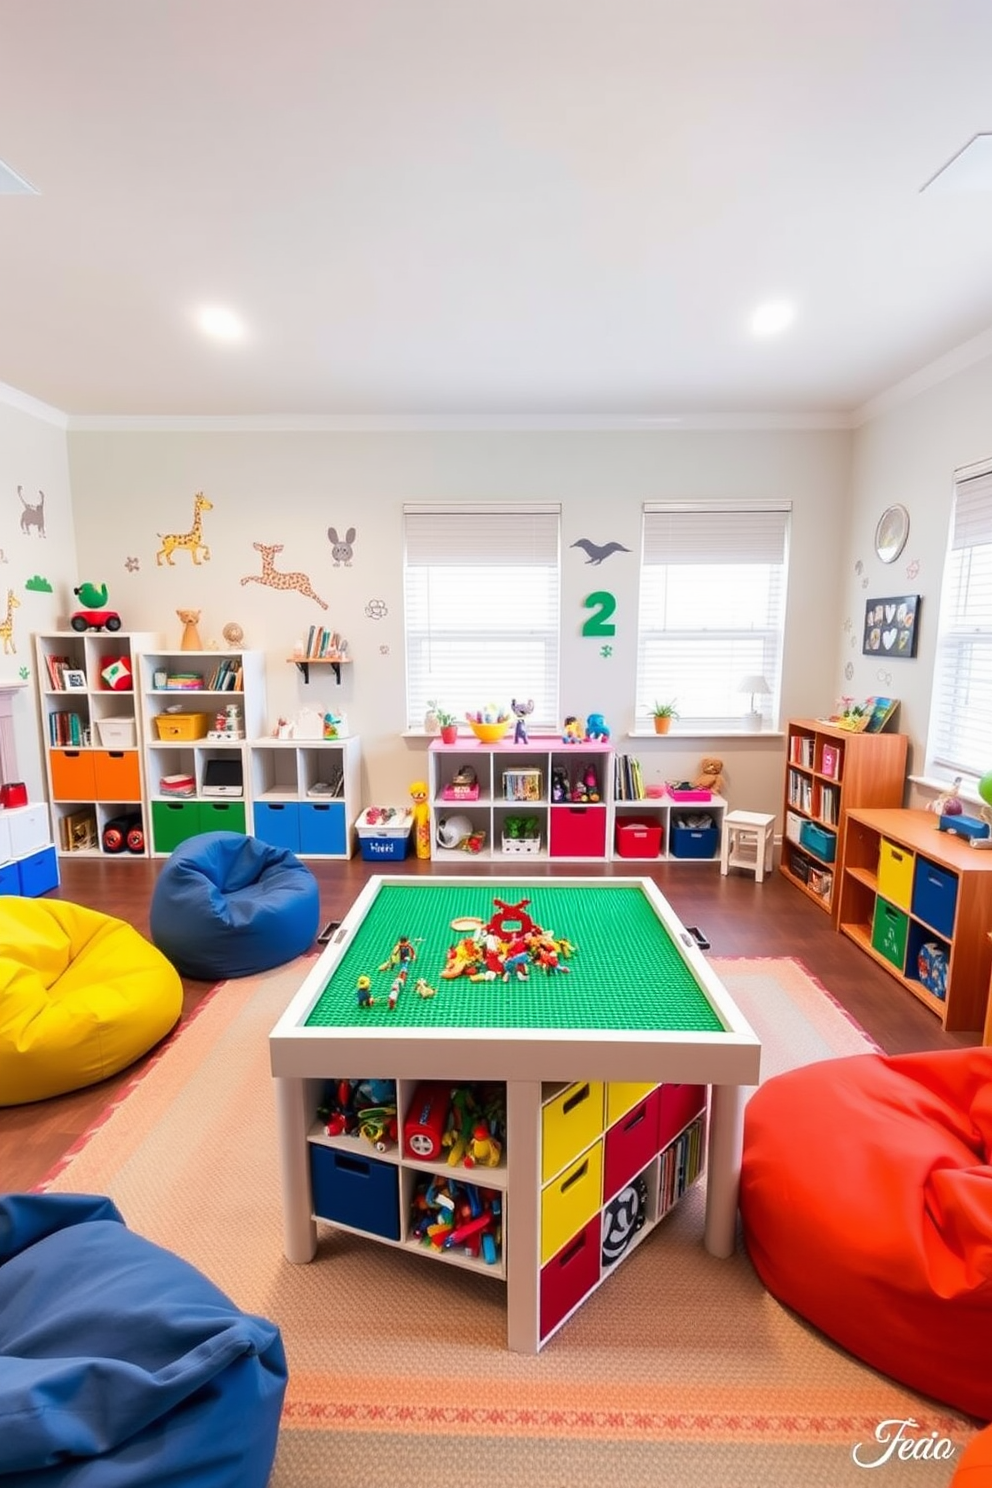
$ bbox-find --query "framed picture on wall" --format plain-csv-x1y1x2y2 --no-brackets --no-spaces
862,596,920,659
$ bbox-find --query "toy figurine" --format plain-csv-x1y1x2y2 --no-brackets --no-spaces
511,697,534,744
379,935,417,971
562,715,584,743
70,582,121,633
356,974,375,1008
585,711,610,742
409,780,431,859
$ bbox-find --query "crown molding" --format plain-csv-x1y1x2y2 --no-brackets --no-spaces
62,409,853,433
0,381,68,428
853,323,992,426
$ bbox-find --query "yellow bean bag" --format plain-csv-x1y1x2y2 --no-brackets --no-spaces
0,898,183,1106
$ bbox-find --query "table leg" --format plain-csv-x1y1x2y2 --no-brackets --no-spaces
274,1075,318,1263
704,1082,745,1258
506,1079,541,1354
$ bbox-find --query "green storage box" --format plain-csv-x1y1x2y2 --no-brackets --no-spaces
871,896,909,972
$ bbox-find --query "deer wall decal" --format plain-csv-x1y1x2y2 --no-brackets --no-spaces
240,544,328,609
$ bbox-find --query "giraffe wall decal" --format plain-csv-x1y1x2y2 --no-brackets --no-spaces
0,590,21,654
156,492,213,566
240,544,328,609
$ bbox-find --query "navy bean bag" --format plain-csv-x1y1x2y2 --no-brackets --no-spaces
150,832,319,980
0,1192,287,1487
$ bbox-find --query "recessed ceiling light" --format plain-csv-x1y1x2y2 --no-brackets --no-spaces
195,306,247,342
0,157,38,195
921,133,992,193
750,301,796,338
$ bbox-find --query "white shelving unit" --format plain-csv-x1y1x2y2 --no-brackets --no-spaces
427,736,613,863
249,735,361,859
35,630,160,858
613,788,727,863
138,648,266,855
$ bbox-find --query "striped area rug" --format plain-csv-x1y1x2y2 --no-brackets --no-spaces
42,956,977,1488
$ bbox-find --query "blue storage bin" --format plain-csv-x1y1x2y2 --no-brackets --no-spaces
309,1144,400,1239
17,845,60,897
670,824,719,859
911,857,958,940
253,801,301,852
799,820,837,862
299,801,347,855
0,861,20,896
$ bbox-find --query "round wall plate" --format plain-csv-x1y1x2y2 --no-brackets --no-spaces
874,504,910,564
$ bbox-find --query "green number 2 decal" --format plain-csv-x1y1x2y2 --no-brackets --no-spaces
582,590,616,636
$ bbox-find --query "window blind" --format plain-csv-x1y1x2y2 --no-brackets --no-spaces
928,466,992,782
403,505,561,730
636,504,790,730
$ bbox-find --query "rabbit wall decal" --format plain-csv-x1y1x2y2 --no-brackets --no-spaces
328,527,355,566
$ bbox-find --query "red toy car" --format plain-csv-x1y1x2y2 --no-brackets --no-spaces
71,608,122,632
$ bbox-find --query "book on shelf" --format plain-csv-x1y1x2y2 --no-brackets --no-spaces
820,743,840,779
865,696,899,733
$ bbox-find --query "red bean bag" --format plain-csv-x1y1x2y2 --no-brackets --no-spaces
952,1424,992,1485
740,1047,992,1421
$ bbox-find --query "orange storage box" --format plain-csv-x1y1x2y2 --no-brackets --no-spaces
49,750,97,801
93,750,142,802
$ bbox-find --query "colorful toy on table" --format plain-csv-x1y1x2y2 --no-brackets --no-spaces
355,974,375,1008
439,897,576,985
562,715,584,743
409,780,431,860
414,977,437,998
585,712,610,742
511,697,534,744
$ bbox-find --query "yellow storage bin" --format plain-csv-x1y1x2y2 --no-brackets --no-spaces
606,1081,657,1127
541,1141,603,1264
153,712,210,741
541,1080,604,1181
878,838,915,911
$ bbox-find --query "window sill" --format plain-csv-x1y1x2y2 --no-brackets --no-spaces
627,729,784,741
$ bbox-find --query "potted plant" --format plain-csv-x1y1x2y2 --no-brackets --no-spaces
651,700,678,735
435,706,459,744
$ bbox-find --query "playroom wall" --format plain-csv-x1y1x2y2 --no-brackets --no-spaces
844,337,992,802
0,394,78,803
62,424,851,813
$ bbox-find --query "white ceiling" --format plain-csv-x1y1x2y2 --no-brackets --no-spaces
3,0,992,424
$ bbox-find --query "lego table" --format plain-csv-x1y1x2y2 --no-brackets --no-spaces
269,875,761,1353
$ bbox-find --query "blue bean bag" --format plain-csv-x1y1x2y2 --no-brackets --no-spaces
150,832,320,980
0,1192,287,1487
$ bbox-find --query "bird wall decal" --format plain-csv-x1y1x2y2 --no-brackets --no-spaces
571,538,631,565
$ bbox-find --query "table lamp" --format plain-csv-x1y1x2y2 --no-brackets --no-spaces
739,674,770,731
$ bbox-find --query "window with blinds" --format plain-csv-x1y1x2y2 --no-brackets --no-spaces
927,464,992,784
635,505,790,730
403,505,561,731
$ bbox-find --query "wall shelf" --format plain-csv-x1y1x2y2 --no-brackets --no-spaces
290,657,351,685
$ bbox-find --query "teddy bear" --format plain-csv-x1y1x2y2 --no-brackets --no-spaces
694,757,725,795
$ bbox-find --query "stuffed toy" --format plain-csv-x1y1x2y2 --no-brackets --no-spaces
694,757,725,795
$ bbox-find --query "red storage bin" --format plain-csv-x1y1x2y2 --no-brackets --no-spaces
614,816,662,859
549,806,607,858
657,1084,707,1151
603,1088,660,1200
540,1215,601,1340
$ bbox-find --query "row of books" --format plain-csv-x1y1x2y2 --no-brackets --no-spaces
658,1115,705,1218
44,654,84,692
206,659,243,691
613,754,647,801
304,626,342,659
49,710,84,746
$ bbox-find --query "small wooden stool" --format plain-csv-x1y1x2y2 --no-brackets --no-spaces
720,810,776,882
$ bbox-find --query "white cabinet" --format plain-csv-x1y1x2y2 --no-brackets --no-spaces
613,786,727,864
249,735,361,859
35,630,159,857
427,737,613,863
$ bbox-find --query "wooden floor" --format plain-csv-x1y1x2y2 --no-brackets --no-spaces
1,853,981,1191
